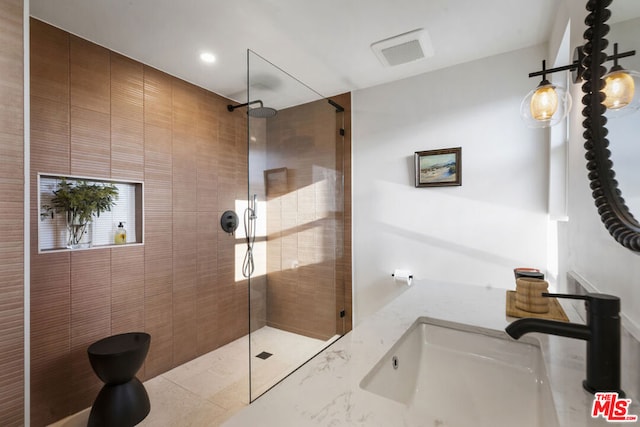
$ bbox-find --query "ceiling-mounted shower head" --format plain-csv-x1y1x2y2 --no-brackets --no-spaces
249,105,278,118
227,100,278,118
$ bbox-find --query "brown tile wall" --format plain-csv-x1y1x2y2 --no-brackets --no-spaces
264,94,352,339
29,18,353,425
29,19,248,426
0,0,25,426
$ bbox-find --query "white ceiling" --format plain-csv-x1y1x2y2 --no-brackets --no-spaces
29,0,640,106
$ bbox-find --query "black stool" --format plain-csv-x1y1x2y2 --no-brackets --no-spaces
87,332,151,426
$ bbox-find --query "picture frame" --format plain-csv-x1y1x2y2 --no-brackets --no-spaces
414,147,461,187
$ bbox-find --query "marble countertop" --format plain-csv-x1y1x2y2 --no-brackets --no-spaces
224,279,633,426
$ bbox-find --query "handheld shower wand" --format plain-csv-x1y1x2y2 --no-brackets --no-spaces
242,194,258,278
250,194,257,219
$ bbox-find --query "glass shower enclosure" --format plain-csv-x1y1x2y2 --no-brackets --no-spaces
243,50,347,400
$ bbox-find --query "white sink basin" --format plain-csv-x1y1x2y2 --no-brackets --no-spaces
360,317,559,427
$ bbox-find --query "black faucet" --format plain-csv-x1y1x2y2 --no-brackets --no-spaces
505,292,623,396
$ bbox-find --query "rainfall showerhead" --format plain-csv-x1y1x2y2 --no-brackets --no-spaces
227,100,278,118
249,105,278,118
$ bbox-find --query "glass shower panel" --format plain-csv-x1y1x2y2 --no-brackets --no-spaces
246,50,346,401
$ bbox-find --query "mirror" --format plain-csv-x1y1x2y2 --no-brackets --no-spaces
607,2,640,216
582,0,640,251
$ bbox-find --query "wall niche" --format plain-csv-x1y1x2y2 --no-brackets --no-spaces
38,173,143,252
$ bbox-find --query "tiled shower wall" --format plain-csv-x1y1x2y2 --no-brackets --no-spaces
0,1,25,425
29,19,249,425
264,96,352,339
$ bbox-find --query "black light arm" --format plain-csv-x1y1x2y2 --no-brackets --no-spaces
528,44,635,82
529,59,580,79
608,43,635,70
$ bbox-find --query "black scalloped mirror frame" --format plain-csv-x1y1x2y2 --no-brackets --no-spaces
582,0,640,251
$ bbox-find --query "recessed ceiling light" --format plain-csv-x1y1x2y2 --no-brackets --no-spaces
200,52,216,64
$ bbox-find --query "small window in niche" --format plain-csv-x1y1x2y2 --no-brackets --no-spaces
38,174,143,252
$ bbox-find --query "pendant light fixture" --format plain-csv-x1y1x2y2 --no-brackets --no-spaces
604,70,634,109
521,44,638,128
603,43,640,117
520,60,571,128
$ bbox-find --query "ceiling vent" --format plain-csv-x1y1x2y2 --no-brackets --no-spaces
371,29,434,67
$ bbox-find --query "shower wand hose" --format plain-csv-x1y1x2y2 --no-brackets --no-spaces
242,203,256,278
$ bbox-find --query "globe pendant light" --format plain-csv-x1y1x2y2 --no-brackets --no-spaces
530,80,559,120
603,67,634,110
601,44,640,118
520,60,572,128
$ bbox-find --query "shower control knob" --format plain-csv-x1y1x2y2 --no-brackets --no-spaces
220,210,239,235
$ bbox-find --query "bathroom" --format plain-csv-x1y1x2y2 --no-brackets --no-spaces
1,0,640,426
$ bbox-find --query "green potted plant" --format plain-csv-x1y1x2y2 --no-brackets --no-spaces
48,179,119,248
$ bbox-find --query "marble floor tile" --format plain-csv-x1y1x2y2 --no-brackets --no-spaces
208,378,251,410
139,376,228,426
47,326,335,427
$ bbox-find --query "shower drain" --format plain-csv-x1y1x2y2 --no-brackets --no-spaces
256,351,273,360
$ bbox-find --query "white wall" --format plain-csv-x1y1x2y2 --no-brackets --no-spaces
562,11,640,335
351,0,640,329
352,45,550,323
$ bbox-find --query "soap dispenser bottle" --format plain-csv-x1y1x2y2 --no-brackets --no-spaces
114,222,127,245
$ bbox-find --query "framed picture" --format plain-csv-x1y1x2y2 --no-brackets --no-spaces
414,147,461,187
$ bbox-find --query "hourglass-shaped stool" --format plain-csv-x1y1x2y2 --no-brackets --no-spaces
87,332,151,427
